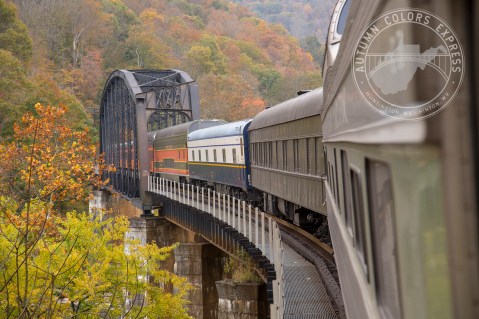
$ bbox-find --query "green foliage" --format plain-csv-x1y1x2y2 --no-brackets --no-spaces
212,0,229,11
0,0,16,26
187,14,206,30
101,0,141,69
102,0,140,40
300,35,323,65
0,106,191,318
0,49,30,136
0,203,192,318
23,77,94,136
174,0,206,22
252,65,281,95
266,71,322,105
187,45,216,76
231,0,337,39
255,2,283,15
224,250,262,284
198,35,227,74
0,20,32,63
0,0,32,62
236,40,270,65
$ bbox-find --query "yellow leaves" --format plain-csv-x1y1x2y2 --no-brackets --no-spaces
140,8,165,25
0,102,111,213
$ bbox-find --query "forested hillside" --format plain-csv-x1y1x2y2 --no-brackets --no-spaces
230,0,337,42
0,0,322,137
0,0,92,137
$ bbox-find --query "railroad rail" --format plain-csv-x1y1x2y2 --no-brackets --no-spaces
275,218,345,319
148,176,285,318
148,176,343,318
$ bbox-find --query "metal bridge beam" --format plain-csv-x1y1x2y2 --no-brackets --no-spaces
135,93,152,213
99,69,200,212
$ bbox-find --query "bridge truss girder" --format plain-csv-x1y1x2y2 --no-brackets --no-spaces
99,70,200,209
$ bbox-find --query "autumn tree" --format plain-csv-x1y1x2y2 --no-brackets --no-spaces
0,0,32,64
300,35,324,66
198,73,264,121
0,0,32,136
0,0,95,138
8,0,325,128
0,104,191,318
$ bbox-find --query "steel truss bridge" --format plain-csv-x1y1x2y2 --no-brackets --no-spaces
99,69,200,205
98,69,340,318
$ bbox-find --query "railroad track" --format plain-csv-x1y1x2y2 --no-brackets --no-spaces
152,182,345,318
272,217,346,319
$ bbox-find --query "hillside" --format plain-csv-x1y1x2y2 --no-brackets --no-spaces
3,0,322,134
230,0,337,40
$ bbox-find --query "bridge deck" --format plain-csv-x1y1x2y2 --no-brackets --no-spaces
147,177,338,318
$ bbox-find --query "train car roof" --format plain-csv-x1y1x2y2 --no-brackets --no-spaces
152,119,227,140
249,87,323,131
188,119,252,141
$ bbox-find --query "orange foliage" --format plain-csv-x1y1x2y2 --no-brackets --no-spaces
239,98,266,118
0,104,111,210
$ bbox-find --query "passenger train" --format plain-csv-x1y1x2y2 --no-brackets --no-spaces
322,0,478,318
124,0,478,317
147,88,327,231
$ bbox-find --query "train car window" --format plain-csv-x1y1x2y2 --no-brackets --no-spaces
328,162,331,186
273,142,277,169
287,140,294,172
206,150,209,162
299,139,307,174
283,141,288,171
350,168,368,279
240,138,244,157
309,138,316,175
264,142,267,166
192,150,195,162
316,138,322,175
328,163,333,197
258,143,262,166
265,142,268,166
251,144,254,165
214,149,217,162
266,142,269,166
334,149,340,209
199,150,202,162
232,148,237,163
337,0,351,35
327,164,331,185
340,150,353,235
367,159,401,319
293,140,299,172
263,142,266,167
268,142,272,168
278,141,284,170
305,139,310,174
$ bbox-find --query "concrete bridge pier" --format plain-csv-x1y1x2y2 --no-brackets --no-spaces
126,217,226,318
90,190,267,318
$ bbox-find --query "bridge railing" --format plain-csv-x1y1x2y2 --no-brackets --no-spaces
148,176,284,318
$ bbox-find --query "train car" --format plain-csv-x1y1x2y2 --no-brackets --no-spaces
151,120,226,183
248,88,326,227
322,0,478,318
187,120,253,197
